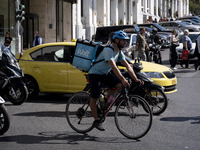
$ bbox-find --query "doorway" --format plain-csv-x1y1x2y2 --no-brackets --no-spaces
23,13,39,49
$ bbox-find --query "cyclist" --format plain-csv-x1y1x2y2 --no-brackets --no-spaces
88,30,143,131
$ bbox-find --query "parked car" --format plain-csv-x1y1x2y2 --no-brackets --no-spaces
158,21,200,32
169,32,199,64
122,33,137,58
94,25,140,44
180,19,200,26
178,16,200,22
15,42,177,98
137,23,171,32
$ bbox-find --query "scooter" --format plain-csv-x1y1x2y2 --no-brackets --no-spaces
0,96,10,135
121,59,168,115
0,45,28,105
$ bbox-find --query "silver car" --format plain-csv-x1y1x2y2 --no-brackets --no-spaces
158,21,200,32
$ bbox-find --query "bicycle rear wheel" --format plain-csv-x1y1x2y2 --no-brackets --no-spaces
65,91,94,133
115,95,152,139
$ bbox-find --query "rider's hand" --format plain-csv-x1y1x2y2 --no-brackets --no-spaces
135,79,144,86
122,79,130,87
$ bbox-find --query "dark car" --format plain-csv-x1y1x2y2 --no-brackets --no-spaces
137,23,171,32
94,25,140,44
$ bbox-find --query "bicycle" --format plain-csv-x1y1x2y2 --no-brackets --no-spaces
65,84,153,140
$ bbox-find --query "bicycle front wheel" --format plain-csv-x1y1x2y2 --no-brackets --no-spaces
65,91,94,133
115,95,152,139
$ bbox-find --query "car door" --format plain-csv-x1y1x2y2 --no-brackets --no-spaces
66,46,87,93
29,45,69,92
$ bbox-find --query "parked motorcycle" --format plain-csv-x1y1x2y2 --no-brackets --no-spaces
0,45,28,105
0,96,10,135
121,59,168,115
148,42,162,64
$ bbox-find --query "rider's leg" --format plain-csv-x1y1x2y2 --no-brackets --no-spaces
90,97,98,120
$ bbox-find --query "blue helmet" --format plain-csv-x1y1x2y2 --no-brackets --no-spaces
113,31,129,40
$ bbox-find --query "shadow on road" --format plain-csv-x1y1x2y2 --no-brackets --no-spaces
160,116,200,124
0,131,138,144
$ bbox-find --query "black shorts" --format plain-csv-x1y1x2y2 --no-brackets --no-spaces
89,72,121,98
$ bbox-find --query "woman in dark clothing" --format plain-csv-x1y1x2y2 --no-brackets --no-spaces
4,32,12,51
170,29,179,70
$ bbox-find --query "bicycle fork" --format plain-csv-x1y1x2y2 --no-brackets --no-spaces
123,95,136,119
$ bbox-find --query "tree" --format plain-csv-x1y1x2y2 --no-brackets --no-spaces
189,0,200,15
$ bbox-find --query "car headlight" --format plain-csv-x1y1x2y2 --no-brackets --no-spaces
145,72,164,78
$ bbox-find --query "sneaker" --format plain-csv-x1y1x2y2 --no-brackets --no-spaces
93,120,105,131
170,67,177,70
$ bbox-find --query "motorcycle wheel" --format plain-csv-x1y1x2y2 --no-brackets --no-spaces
144,88,168,115
0,104,10,135
7,84,28,105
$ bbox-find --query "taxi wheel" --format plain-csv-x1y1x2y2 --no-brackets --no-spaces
23,76,39,99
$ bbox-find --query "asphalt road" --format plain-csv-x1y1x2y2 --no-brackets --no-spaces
0,48,200,150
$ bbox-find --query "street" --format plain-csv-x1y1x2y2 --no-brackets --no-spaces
0,48,200,150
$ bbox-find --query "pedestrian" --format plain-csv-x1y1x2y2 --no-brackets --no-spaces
194,34,200,70
4,32,12,51
170,29,179,70
180,29,192,69
33,31,42,47
135,28,149,61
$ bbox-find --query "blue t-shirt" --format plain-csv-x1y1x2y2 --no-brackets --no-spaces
88,46,125,75
182,35,192,50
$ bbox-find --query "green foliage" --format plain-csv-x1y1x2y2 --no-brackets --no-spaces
189,0,200,15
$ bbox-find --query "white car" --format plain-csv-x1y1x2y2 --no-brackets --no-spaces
122,33,137,58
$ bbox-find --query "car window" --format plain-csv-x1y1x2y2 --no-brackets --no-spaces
30,46,66,62
132,35,136,44
42,46,65,62
178,22,188,26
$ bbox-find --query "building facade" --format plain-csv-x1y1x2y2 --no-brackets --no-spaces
0,0,189,54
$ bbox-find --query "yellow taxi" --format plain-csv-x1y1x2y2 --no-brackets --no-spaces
16,42,177,98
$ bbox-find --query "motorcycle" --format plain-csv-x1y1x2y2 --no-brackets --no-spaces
0,96,10,135
148,42,162,64
0,45,28,105
121,59,168,115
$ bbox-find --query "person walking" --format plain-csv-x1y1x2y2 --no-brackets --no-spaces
170,29,179,70
180,29,192,69
135,28,149,61
4,32,12,51
194,34,200,70
33,31,42,47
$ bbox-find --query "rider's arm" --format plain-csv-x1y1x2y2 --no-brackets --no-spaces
108,59,129,87
120,59,141,83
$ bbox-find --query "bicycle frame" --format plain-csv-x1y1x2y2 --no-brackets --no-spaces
100,87,135,121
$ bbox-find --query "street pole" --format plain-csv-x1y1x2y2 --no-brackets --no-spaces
15,0,21,55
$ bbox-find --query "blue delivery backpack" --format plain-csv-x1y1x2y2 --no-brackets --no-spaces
71,39,113,72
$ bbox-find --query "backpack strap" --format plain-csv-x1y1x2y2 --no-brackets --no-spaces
92,45,114,65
